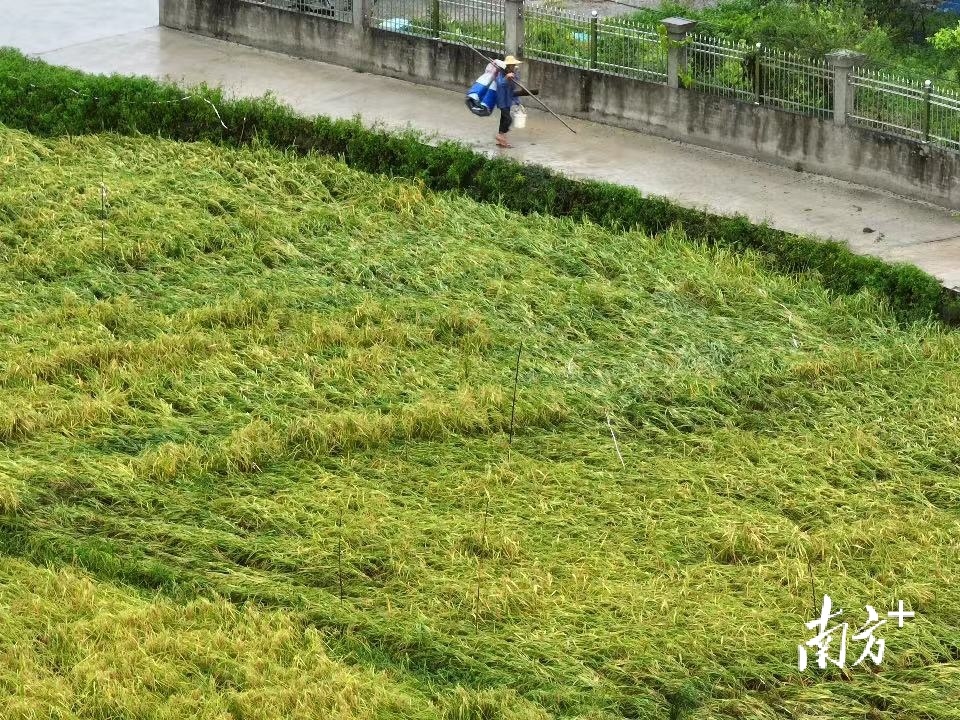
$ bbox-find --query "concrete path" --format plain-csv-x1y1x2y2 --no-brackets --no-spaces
1,0,159,55
4,1,960,288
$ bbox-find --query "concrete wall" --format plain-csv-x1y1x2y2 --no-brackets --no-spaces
160,0,479,91
160,0,960,209
533,63,960,209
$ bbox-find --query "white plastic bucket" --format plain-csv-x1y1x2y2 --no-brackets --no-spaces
511,104,527,129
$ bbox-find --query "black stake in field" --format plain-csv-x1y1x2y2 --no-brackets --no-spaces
476,341,521,630
338,505,344,604
474,489,491,631
606,411,625,469
100,175,107,253
508,342,522,456
807,556,817,614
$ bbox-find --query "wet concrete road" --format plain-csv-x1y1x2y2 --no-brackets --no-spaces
0,0,158,54
3,1,960,289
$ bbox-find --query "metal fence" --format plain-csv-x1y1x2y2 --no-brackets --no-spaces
362,0,960,152
688,37,832,116
370,0,505,52
258,0,353,23
524,9,666,81
688,35,753,101
524,7,595,68
928,82,960,149
850,68,960,149
598,19,667,83
761,50,833,118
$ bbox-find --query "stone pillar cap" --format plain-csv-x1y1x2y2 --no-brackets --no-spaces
661,17,698,32
825,49,868,66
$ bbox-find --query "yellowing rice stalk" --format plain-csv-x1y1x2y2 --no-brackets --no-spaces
0,125,958,718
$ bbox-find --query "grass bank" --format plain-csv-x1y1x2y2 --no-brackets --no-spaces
0,48,956,327
1,124,959,718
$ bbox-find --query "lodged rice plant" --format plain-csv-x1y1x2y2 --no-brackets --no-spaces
0,125,959,719
1,48,953,325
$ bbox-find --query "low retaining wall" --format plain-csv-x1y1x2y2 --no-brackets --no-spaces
160,0,479,91
160,0,960,209
534,63,960,209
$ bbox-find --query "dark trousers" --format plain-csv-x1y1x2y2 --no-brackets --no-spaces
498,109,512,134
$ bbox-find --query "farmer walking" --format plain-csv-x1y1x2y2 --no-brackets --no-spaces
495,56,533,148
463,42,575,140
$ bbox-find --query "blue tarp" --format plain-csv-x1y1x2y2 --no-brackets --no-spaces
465,63,500,117
379,18,410,31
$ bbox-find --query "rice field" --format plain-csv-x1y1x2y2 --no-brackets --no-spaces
0,123,959,719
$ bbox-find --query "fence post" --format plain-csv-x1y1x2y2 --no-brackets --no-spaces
924,79,933,142
753,42,762,105
661,17,697,89
590,10,599,70
505,0,524,57
352,0,372,29
825,50,867,127
432,0,441,39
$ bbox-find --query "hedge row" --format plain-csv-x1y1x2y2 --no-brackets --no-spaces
1,48,957,325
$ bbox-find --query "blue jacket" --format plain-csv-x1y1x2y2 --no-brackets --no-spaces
496,72,518,110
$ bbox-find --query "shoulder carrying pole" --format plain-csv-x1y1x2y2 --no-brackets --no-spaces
458,35,578,134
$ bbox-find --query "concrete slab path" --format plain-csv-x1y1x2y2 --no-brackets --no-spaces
4,1,960,289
